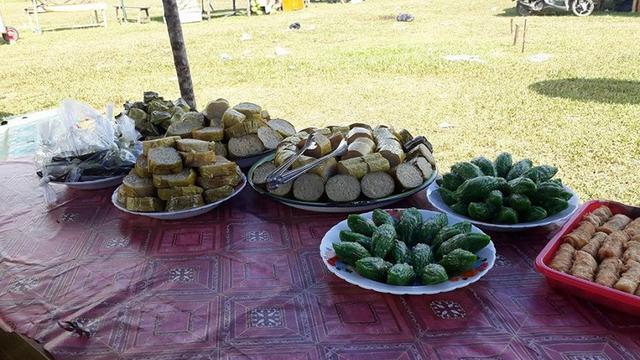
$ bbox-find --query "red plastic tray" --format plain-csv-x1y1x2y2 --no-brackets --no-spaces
535,200,640,315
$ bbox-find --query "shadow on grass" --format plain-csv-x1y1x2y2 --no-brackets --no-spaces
529,78,640,105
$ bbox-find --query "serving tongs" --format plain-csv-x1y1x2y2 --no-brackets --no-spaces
266,133,348,191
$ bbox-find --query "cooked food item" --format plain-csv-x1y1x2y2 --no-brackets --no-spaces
204,186,234,203
329,132,344,150
393,163,423,189
550,243,576,273
580,232,608,258
142,136,181,155
225,119,268,138
135,155,150,178
213,142,229,159
267,119,297,137
325,174,361,202
311,157,338,180
157,186,204,201
343,137,375,160
197,173,242,189
409,157,434,180
228,135,266,158
595,257,623,287
614,260,640,294
180,150,216,167
437,152,572,224
569,250,598,281
590,206,614,225
252,162,277,185
176,139,211,152
292,173,325,201
166,113,205,137
268,181,292,196
597,231,629,261
122,92,192,138
122,173,156,197
623,240,640,264
347,127,372,143
597,214,633,234
257,123,434,203
126,196,164,212
233,102,262,121
200,156,240,177
361,172,395,199
292,155,315,169
257,126,283,150
165,194,205,211
203,98,229,124
148,147,183,174
153,169,197,188
377,138,405,167
624,218,640,237
337,158,369,179
407,144,436,169
362,153,390,173
304,134,332,158
192,126,224,142
563,221,597,249
221,108,246,129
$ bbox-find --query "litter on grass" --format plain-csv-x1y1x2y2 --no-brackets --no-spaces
396,13,415,22
527,53,553,63
220,53,232,61
275,47,290,56
241,33,252,41
439,122,456,129
289,22,301,30
444,55,485,63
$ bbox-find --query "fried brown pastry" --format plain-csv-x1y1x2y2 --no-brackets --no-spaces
624,218,640,238
597,231,629,261
597,214,632,234
595,257,623,288
614,260,640,294
623,241,640,264
570,250,598,281
589,206,613,225
580,232,608,258
564,222,596,249
550,243,576,273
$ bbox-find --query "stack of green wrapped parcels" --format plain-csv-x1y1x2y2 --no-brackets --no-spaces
115,136,242,212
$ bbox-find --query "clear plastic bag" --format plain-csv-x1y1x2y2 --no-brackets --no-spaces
36,99,142,206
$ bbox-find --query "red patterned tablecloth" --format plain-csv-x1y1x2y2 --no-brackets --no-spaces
0,160,639,360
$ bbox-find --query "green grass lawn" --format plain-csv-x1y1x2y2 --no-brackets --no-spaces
0,0,639,204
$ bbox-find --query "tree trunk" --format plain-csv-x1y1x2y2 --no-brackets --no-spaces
161,0,197,110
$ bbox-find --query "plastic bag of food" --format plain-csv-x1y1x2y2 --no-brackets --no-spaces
35,99,142,205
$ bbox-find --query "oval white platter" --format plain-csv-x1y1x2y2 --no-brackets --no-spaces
426,182,580,232
248,154,438,213
52,175,126,190
111,173,246,220
319,208,496,295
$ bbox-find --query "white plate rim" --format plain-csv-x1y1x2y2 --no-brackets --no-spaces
319,209,496,295
51,175,126,188
426,182,580,231
111,173,247,219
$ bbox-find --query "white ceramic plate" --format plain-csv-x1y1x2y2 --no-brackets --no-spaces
52,175,126,190
111,173,246,220
319,209,496,295
248,154,438,213
426,182,580,232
